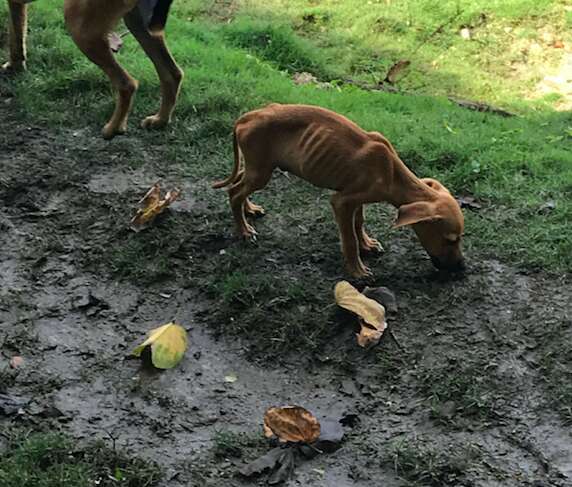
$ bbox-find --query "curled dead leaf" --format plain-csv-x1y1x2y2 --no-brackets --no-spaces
130,182,180,231
334,281,387,347
132,322,188,369
263,406,321,444
356,320,386,348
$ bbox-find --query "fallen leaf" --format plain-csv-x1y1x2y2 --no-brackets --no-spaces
108,32,124,53
0,393,28,416
264,406,321,444
132,322,188,369
384,59,411,84
363,286,398,313
239,447,284,477
130,182,180,231
460,27,471,40
313,418,344,453
356,324,385,348
334,281,387,347
538,200,556,214
9,356,24,369
456,195,482,210
224,373,238,383
268,448,296,485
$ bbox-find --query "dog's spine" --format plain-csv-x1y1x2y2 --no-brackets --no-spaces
148,0,175,33
212,125,241,189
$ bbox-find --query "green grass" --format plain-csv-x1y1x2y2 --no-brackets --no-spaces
211,430,265,459
1,1,570,273
0,431,161,487
387,437,481,486
416,358,502,426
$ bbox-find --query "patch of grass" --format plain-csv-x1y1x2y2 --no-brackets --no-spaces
0,431,161,487
387,437,481,486
220,0,571,109
1,1,571,274
211,430,265,459
223,20,335,79
416,358,502,426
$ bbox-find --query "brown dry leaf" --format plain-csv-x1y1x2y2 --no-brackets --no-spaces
356,320,386,348
130,183,180,230
384,59,411,84
108,32,124,53
335,281,387,348
263,406,321,444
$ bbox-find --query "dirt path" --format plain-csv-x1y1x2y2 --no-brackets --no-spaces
1,95,571,487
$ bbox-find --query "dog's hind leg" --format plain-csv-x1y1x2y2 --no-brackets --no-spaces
64,0,138,139
2,1,28,73
124,7,183,130
354,205,383,253
227,148,272,239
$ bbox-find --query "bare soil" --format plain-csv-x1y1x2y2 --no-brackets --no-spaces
1,94,571,487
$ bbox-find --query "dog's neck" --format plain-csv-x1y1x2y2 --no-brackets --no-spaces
384,155,438,208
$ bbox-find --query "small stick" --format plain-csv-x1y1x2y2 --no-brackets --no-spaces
388,328,405,352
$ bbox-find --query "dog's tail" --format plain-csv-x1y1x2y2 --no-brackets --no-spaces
148,0,175,33
212,126,242,189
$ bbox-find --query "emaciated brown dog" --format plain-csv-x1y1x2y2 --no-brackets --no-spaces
2,0,182,139
213,104,465,277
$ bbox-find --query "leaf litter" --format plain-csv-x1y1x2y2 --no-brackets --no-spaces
334,281,388,348
132,322,188,369
240,405,345,484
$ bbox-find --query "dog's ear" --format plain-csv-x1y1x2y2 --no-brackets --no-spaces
393,201,442,228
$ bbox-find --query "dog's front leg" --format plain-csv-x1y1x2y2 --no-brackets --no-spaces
331,194,372,278
2,1,28,73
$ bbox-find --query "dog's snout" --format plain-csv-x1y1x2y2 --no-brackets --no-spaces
430,256,466,273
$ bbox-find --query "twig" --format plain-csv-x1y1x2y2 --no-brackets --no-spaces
388,328,405,352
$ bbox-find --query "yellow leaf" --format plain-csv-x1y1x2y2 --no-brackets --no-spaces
132,322,188,369
334,281,387,348
263,406,321,444
130,183,180,230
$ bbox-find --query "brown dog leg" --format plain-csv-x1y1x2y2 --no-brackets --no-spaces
225,168,264,217
124,8,183,130
331,194,371,278
2,1,27,72
354,206,383,253
228,143,273,239
64,0,138,139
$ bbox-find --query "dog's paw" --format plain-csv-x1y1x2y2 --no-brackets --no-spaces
348,264,373,279
245,200,265,217
102,122,127,140
141,114,169,130
238,224,258,242
360,239,384,253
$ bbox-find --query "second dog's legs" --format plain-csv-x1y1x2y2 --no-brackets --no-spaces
64,0,138,139
124,8,183,130
2,1,27,72
354,205,383,252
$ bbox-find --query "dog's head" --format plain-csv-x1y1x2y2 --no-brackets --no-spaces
394,178,465,272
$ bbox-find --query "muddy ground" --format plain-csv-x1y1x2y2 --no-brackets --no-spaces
0,91,571,486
